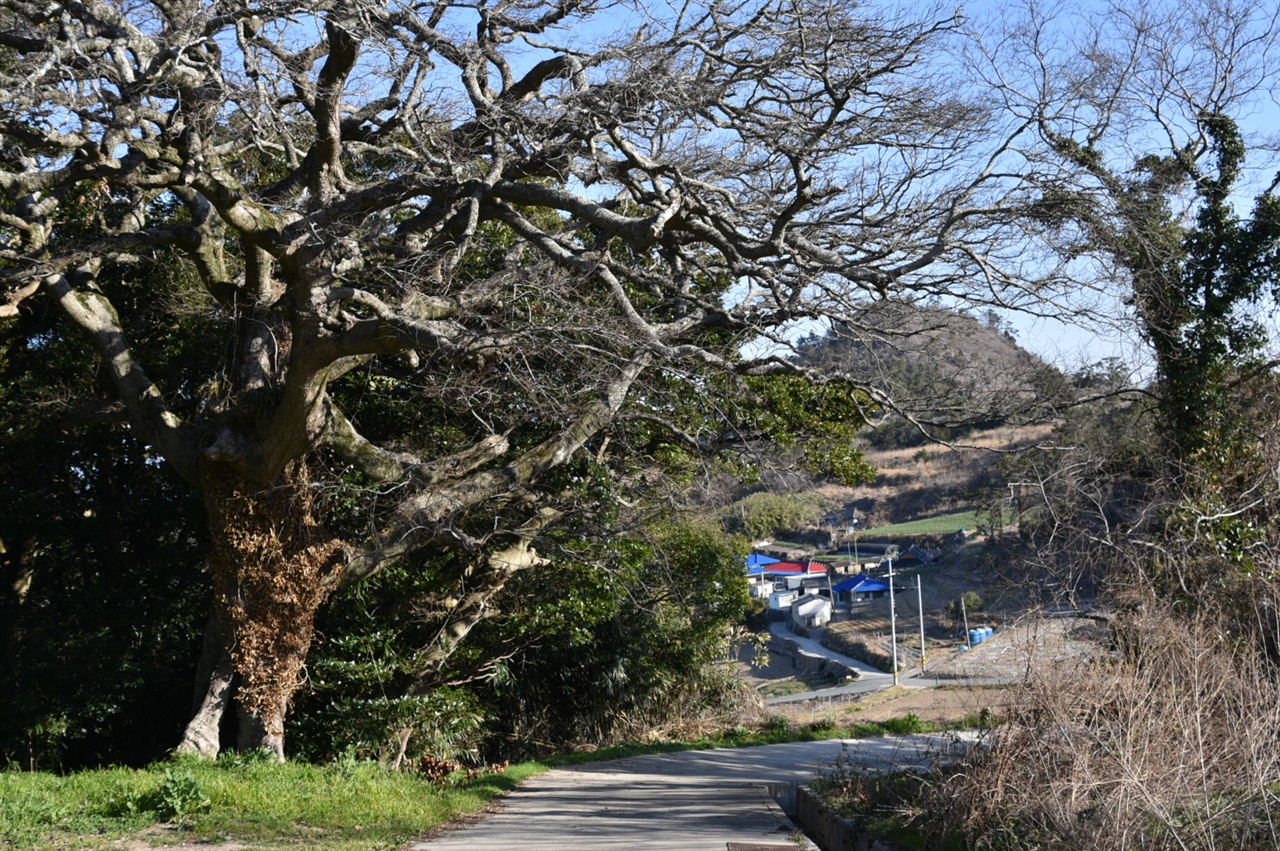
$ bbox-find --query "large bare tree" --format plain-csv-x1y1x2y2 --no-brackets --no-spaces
0,0,1061,757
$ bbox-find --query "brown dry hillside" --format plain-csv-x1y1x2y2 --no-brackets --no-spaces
806,423,1055,534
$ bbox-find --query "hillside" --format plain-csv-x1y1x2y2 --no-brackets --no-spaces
797,303,1068,447
836,423,1053,533
747,304,1067,538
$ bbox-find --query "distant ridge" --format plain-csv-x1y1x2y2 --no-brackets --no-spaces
796,303,1066,446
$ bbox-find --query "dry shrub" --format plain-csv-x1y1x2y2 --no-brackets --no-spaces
935,605,1280,850
544,670,767,753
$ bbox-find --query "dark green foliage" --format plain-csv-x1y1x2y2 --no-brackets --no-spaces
742,375,876,484
945,592,983,623
290,520,749,763
291,589,490,766
1056,115,1280,462
0,428,208,770
724,491,824,541
0,294,210,771
481,522,750,754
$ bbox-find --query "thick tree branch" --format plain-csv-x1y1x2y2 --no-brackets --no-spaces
346,353,649,582
47,271,199,482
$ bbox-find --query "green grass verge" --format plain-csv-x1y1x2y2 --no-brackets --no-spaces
0,754,545,850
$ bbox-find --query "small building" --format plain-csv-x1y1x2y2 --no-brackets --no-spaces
769,588,800,610
832,575,891,604
790,593,833,632
800,576,829,594
745,557,831,593
769,559,830,573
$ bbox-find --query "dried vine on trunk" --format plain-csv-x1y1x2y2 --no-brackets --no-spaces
204,462,346,739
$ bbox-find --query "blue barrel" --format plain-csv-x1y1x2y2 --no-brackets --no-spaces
982,626,994,641
968,629,982,645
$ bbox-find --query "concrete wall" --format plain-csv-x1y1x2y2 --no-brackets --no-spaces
795,786,896,851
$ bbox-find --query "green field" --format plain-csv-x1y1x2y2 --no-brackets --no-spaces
857,508,1009,539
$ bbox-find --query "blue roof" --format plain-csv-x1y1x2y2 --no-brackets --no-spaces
833,575,891,594
745,553,781,567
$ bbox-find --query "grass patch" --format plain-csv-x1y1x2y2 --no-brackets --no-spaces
759,678,813,697
861,508,1012,538
758,669,846,698
0,754,545,850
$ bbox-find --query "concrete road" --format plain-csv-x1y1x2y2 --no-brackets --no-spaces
763,622,1016,704
408,734,969,851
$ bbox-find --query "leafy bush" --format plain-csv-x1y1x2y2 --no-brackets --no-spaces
963,707,997,729
944,591,983,623
102,766,209,822
879,714,926,735
294,519,750,764
765,715,794,737
724,492,824,541
154,767,210,820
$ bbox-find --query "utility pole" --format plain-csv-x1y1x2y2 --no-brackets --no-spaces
961,594,971,650
848,518,858,574
888,554,898,686
917,575,926,675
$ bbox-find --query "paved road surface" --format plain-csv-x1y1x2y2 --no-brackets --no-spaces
763,622,1016,704
411,622,998,850
409,734,970,851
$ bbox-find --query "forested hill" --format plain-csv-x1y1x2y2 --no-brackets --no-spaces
796,304,1068,446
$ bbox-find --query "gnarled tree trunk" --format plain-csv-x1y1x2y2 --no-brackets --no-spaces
175,616,236,758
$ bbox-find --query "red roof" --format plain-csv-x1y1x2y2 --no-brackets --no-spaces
765,560,830,575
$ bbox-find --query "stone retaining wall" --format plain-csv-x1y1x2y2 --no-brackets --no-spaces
768,634,860,681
